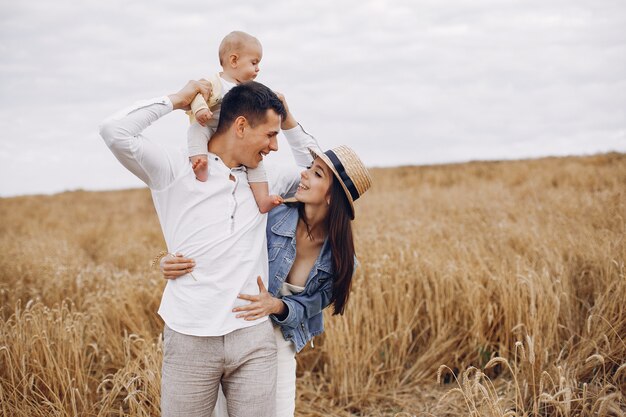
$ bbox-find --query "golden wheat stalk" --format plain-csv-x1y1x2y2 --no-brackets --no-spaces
1,153,624,416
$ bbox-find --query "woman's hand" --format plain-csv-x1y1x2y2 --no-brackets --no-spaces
161,253,196,280
273,91,298,130
234,276,286,321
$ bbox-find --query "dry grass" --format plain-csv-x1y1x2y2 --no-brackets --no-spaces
1,152,625,416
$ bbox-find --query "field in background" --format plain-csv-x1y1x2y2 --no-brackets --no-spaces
1,153,625,416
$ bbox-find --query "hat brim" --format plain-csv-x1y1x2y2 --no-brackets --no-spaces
308,148,356,220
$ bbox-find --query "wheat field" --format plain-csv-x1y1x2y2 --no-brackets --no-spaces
1,153,625,416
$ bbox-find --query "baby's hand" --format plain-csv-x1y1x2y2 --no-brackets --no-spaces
195,108,213,127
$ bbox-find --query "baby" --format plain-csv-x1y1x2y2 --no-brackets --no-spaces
187,31,282,213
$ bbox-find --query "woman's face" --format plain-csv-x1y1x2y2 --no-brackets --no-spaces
295,157,334,205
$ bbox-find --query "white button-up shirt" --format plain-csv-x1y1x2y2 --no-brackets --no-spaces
99,96,318,336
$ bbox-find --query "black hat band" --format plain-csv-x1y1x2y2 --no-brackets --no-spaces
325,149,360,202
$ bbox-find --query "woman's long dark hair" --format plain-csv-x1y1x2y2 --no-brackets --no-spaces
297,178,355,315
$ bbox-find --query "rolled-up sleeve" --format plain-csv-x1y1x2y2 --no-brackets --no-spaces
271,278,333,329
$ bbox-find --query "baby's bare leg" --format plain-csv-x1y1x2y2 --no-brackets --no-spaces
250,182,283,213
191,155,209,182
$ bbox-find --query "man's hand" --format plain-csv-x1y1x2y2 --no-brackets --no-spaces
274,91,297,130
195,108,213,126
233,276,286,321
169,79,212,111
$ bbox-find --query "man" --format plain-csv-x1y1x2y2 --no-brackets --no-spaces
99,79,316,416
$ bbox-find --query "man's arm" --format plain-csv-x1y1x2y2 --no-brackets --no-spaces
99,80,211,190
99,97,179,189
267,93,321,197
276,92,321,167
168,80,212,111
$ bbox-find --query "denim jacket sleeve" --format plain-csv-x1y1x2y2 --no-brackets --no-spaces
271,277,333,329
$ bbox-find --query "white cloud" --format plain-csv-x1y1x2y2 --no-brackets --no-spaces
0,0,624,196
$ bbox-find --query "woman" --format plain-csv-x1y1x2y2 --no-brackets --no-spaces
161,102,371,416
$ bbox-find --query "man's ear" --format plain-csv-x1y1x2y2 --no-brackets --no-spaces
229,53,239,68
234,116,247,138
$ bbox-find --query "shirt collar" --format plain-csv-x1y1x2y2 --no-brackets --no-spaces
207,152,247,175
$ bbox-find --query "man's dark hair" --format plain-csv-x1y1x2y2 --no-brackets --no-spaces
214,81,286,135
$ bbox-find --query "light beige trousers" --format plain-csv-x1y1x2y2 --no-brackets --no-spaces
161,320,277,417
213,325,297,417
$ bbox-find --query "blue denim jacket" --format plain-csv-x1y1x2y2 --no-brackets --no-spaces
267,204,334,353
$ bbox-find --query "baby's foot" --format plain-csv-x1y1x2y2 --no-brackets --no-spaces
191,156,209,182
258,194,284,214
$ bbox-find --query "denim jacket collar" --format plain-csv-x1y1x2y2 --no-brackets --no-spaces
270,205,299,238
271,205,333,275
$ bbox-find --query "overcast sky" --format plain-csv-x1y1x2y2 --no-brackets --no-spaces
1,0,625,196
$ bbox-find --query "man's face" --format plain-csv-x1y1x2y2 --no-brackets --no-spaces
240,109,280,168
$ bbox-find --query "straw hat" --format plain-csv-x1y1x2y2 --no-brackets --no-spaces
308,145,372,219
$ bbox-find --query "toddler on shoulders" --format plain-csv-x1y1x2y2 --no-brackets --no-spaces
188,31,282,213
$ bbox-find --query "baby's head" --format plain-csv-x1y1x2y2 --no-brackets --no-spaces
219,31,262,84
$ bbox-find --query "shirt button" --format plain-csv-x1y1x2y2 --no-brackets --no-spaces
214,157,218,161
230,215,234,219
